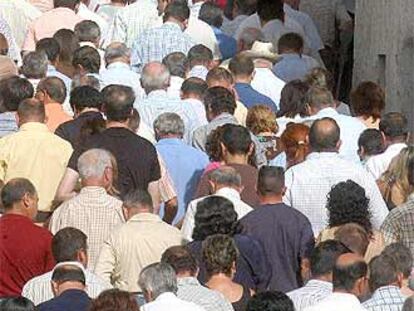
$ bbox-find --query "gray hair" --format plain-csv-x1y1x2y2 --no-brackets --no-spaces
21,51,48,79
239,28,265,50
78,148,113,180
208,166,242,188
138,262,178,298
140,62,170,93
153,112,185,137
71,74,101,91
104,42,131,66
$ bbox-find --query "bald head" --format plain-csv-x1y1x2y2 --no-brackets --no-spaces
333,253,367,294
140,62,171,94
0,33,8,56
309,117,340,152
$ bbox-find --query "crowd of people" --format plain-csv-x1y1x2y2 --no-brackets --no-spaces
1,0,414,311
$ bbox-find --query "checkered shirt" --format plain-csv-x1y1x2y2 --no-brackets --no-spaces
363,286,406,311
287,279,333,311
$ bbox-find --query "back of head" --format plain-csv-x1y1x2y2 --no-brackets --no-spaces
36,38,60,63
163,2,190,23
71,74,101,90
351,81,385,120
54,0,80,9
153,112,185,138
70,86,103,112
73,46,101,74
181,77,208,98
161,246,198,276
206,67,234,88
141,62,170,93
305,67,335,92
278,80,310,118
277,32,304,54
310,240,349,278
101,85,134,122
52,227,87,262
368,254,400,292
281,123,310,167
229,54,254,77
199,2,224,28
234,0,257,16
208,165,242,189
37,76,67,104
246,105,278,135
74,20,101,44
238,28,265,51
123,189,154,213
333,253,367,292
104,42,130,65
78,148,113,180
89,289,139,311
220,123,252,156
379,112,409,140
53,29,80,64
0,76,34,112
358,129,384,157
382,243,413,278
17,98,46,124
162,52,188,79
257,166,285,196
246,291,294,311
138,262,178,299
257,0,284,22
334,223,370,257
21,51,48,79
305,86,335,111
187,44,213,68
0,297,35,311
204,86,236,116
308,117,340,152
51,264,86,286
1,178,37,210
0,33,8,56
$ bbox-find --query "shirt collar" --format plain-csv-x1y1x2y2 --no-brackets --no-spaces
157,137,183,145
155,292,177,301
107,62,131,70
80,41,97,49
306,279,333,290
52,7,76,14
19,122,50,132
147,89,168,99
177,277,201,287
372,285,403,299
215,187,242,201
211,113,237,123
128,212,163,223
314,107,338,117
162,22,182,31
79,186,108,196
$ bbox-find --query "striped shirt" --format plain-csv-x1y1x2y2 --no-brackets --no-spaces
363,286,406,311
287,279,333,311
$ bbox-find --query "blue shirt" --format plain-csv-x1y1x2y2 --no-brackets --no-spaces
272,53,319,82
212,27,237,60
234,83,277,111
38,289,91,311
156,138,209,224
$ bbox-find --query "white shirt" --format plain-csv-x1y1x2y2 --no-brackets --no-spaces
181,187,253,241
167,76,184,99
287,279,333,311
78,3,109,45
365,143,407,180
284,152,389,235
142,292,206,311
304,292,367,311
251,67,285,110
182,98,208,126
276,115,306,137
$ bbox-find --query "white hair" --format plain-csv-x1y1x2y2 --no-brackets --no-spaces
77,148,113,180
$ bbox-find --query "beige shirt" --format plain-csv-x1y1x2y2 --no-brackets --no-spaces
95,213,183,292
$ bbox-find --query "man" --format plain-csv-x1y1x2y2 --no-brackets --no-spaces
37,264,91,311
36,77,72,132
284,118,388,235
161,246,233,311
273,32,319,82
240,166,315,292
362,254,406,311
22,0,83,52
366,112,409,180
187,44,214,80
304,253,368,311
180,77,209,125
334,223,370,258
21,51,48,91
72,46,101,79
0,99,73,217
0,179,55,297
154,113,209,224
305,86,366,163
0,76,34,138
182,165,253,241
100,42,144,100
288,240,350,311
22,227,111,305
221,0,256,37
229,54,277,111
138,262,205,311
162,52,188,99
131,2,195,72
95,189,183,292
49,149,125,269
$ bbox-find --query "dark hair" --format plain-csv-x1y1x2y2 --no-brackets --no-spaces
187,44,213,67
89,289,139,311
72,46,101,74
37,77,67,104
333,259,367,291
101,85,134,121
1,178,37,209
257,166,285,196
246,291,294,311
229,54,254,77
358,129,384,157
54,0,80,9
233,0,257,16
327,180,372,236
181,77,208,97
163,2,190,23
21,51,48,79
192,196,239,240
379,112,409,139
257,0,284,22
162,52,188,78
53,29,80,65
308,117,340,151
382,243,413,278
351,81,385,121
334,223,370,257
206,125,225,161
36,38,60,62
368,254,399,292
52,227,88,262
70,86,103,112
18,98,46,122
52,264,86,285
0,297,35,311
123,189,154,210
0,76,34,111
310,240,350,277
206,67,234,86
409,156,414,186
199,2,224,28
221,124,252,155
202,234,238,277
74,20,101,43
204,86,236,116
161,246,198,275
277,33,304,53
278,80,310,118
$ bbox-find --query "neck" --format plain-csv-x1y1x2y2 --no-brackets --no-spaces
313,274,332,283
159,134,182,140
259,194,283,205
386,137,406,147
165,18,183,30
176,271,194,278
78,107,100,116
4,208,30,219
57,282,85,296
311,148,338,154
224,154,249,165
207,273,233,284
81,179,106,188
106,120,130,129
235,76,251,84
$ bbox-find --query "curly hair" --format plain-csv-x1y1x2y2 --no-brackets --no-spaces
192,196,240,241
246,105,278,135
326,180,372,236
206,126,225,162
89,289,139,311
202,234,239,277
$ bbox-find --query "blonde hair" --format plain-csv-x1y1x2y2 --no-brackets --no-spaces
246,105,278,135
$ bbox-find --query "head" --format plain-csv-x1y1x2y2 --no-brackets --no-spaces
0,33,8,56
334,223,370,257
281,123,310,168
220,124,254,162
246,291,294,311
36,38,61,66
308,117,341,153
78,148,114,190
162,2,190,29
202,234,238,279
0,297,35,311
162,52,188,79
379,112,409,145
305,86,335,115
203,87,236,121
154,112,185,140
72,46,101,75
246,105,278,135
257,166,286,199
382,243,413,280
70,86,103,115
277,32,304,55
51,264,86,297
278,80,310,118
257,0,284,23
161,246,198,277
1,178,38,220
53,29,80,65
327,180,372,236
104,42,131,67
208,166,243,194
52,227,88,266
180,77,208,100
122,189,154,220
71,74,101,90
138,263,178,302
232,0,257,18
0,56,18,82
89,289,139,311
333,253,368,298
101,85,135,122
351,81,385,121
53,0,81,10
0,76,34,112
17,98,46,126
229,54,255,83
36,77,66,104
74,20,101,47
140,62,171,94
368,254,403,292
237,28,265,52
206,67,234,90
305,67,335,93
192,196,239,241
187,44,213,70
199,2,224,28
21,51,48,80
357,129,384,161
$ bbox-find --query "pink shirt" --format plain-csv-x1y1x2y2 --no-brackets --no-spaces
22,7,83,51
28,0,54,12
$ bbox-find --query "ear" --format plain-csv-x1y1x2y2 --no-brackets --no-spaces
300,258,311,283
21,192,31,209
397,272,404,288
122,205,130,221
220,142,227,155
336,139,342,151
305,103,312,116
182,19,189,30
51,281,59,297
247,142,254,156
208,180,216,194
77,249,88,268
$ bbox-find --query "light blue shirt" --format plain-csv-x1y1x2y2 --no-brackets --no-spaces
272,53,319,82
156,138,209,224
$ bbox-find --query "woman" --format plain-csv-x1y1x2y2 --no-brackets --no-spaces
280,123,310,169
203,234,254,311
89,289,139,311
377,146,414,209
187,196,270,292
351,81,385,129
318,180,385,262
